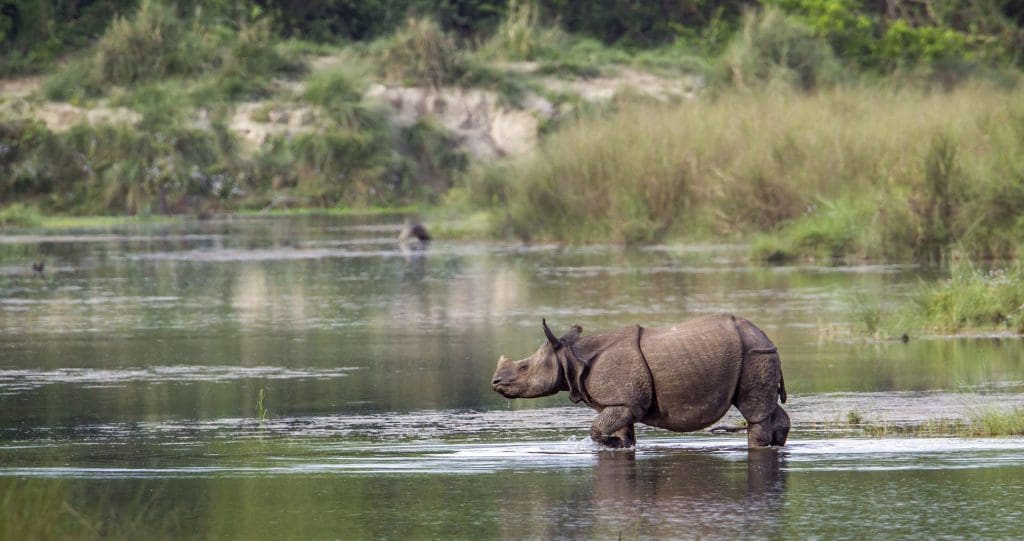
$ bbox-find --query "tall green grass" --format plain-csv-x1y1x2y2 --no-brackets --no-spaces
479,83,1024,254
913,259,1024,334
43,2,304,103
0,203,43,227
970,407,1024,436
375,17,466,88
851,258,1024,337
718,7,841,91
477,0,566,62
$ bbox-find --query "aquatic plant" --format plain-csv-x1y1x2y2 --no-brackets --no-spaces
858,408,1024,438
969,407,1024,436
256,387,269,423
912,260,1024,334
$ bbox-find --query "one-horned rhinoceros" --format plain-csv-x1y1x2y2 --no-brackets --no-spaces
491,314,789,448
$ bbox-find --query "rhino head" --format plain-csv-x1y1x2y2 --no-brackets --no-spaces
491,319,583,399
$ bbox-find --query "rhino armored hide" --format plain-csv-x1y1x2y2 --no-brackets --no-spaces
491,314,789,448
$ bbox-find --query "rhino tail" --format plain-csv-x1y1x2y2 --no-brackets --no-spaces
779,370,787,404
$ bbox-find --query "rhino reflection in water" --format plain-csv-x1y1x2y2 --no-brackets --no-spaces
491,314,790,448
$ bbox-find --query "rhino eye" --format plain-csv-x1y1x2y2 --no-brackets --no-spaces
518,364,529,374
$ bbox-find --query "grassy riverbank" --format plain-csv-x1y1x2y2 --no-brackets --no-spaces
467,83,1024,260
4,2,1024,336
851,407,1024,438
855,259,1024,338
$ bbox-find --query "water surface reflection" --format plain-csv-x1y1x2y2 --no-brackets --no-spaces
2,216,1023,539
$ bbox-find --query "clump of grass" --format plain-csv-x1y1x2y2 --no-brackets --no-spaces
376,17,465,88
1,480,74,539
92,0,190,85
846,410,865,425
43,3,304,102
478,0,566,61
109,80,193,130
859,409,1024,438
862,419,967,438
751,197,876,262
911,259,1024,334
41,55,105,103
301,67,378,126
256,387,269,423
0,203,43,227
970,407,1024,436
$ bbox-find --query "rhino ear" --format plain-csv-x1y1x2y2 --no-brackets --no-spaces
560,325,582,345
542,318,561,349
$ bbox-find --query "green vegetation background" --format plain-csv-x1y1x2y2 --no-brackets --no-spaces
2,1,1024,334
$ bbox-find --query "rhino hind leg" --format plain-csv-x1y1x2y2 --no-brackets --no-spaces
770,406,790,446
590,406,637,448
734,351,784,427
747,406,790,447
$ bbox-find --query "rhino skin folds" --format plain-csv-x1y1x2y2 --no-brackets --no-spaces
491,314,789,448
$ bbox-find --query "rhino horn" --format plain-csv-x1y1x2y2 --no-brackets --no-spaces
542,318,561,349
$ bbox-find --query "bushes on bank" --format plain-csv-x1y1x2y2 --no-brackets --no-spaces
719,7,841,91
42,1,304,103
479,83,1024,259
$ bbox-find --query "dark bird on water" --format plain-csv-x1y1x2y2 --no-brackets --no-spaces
32,260,44,275
398,219,431,244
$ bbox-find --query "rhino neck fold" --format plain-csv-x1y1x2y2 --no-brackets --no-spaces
557,344,594,407
558,325,655,412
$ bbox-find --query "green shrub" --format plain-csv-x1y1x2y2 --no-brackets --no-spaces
42,56,104,102
377,17,465,88
719,7,841,91
879,20,969,68
42,3,304,102
111,81,191,130
0,203,43,227
93,1,191,85
301,68,366,118
397,118,468,196
751,198,876,262
0,119,236,215
907,133,968,262
763,0,876,66
211,20,306,100
478,0,565,61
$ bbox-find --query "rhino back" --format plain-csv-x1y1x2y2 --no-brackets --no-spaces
639,315,743,431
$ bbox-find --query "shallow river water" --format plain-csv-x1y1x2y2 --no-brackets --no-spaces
1,216,1023,539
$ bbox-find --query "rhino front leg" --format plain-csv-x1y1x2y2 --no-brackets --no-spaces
590,406,637,449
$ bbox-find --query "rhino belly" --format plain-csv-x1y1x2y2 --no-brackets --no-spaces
637,317,743,432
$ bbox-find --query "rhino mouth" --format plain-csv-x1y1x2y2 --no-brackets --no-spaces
492,383,516,398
